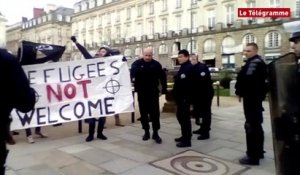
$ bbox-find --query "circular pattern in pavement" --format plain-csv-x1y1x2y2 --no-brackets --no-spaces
170,156,230,175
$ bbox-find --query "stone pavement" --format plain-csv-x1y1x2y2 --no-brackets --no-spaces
5,96,275,175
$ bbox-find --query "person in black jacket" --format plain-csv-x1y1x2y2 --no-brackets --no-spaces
173,49,194,147
0,48,36,175
130,48,167,144
71,36,109,142
190,55,214,140
235,43,267,165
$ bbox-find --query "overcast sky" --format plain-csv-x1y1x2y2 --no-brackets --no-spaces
0,0,78,25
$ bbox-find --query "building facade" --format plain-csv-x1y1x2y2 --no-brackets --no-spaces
6,22,22,55
6,6,74,61
71,0,300,69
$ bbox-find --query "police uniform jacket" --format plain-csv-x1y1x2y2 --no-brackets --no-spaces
191,62,214,100
131,59,167,95
235,55,267,100
173,60,194,103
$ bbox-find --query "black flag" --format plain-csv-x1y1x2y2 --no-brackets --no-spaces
18,40,66,65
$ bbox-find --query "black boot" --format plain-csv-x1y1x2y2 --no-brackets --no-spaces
143,130,150,141
152,131,162,144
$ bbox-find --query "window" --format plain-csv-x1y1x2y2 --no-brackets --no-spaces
48,14,52,21
116,26,121,39
242,34,257,46
162,18,168,33
137,5,143,17
89,0,95,8
265,31,281,48
162,0,167,11
37,17,42,24
176,15,181,31
98,15,102,26
270,0,280,8
159,44,168,54
56,14,62,21
226,5,234,25
135,47,142,56
136,23,143,37
97,0,103,6
149,2,154,15
191,0,198,4
247,1,256,22
106,13,111,24
116,11,120,22
125,24,131,38
32,20,36,25
149,21,154,35
203,39,216,53
191,13,197,29
296,0,300,17
208,10,215,28
66,16,71,22
176,0,182,8
187,40,197,54
42,16,47,22
127,8,131,19
81,1,87,10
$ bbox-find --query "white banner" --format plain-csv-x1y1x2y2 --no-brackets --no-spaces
11,55,134,130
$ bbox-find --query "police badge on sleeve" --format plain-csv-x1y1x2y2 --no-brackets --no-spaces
180,74,186,79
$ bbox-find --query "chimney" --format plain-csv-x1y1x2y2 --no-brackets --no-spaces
33,8,44,18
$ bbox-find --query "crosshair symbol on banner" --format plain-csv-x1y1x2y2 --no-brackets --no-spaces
104,79,121,95
34,89,41,103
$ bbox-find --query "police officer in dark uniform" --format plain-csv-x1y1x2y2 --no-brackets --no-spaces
131,48,167,144
0,48,36,175
235,43,267,165
190,55,214,140
173,49,194,147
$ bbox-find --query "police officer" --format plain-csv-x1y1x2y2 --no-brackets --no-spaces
190,55,214,140
0,48,36,175
290,31,300,58
235,43,267,165
131,48,167,144
173,49,194,147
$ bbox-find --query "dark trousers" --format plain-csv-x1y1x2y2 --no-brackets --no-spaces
193,97,213,134
88,117,106,136
137,93,160,132
243,97,264,160
176,100,192,142
25,127,41,137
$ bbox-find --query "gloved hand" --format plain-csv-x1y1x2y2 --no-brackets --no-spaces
70,36,77,43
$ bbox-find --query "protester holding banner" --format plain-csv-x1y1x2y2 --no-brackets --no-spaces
235,43,267,165
130,48,167,144
0,48,36,175
71,36,112,142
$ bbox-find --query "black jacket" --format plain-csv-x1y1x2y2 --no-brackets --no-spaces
130,59,167,95
235,55,267,100
0,49,36,128
191,62,214,100
173,60,194,103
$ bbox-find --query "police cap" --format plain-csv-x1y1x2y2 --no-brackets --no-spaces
289,31,300,42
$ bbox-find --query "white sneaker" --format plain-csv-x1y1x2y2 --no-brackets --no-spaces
27,135,35,143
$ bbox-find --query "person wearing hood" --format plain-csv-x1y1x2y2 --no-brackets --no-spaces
235,43,268,165
71,36,111,142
